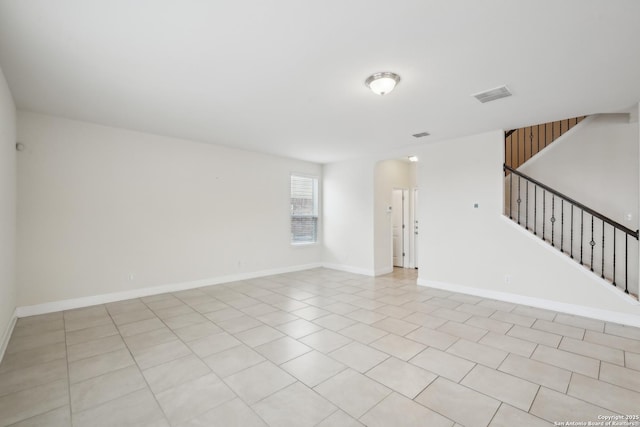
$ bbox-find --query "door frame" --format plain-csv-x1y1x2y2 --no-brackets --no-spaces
410,188,418,269
391,188,410,268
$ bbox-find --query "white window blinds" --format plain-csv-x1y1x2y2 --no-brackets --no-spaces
290,175,318,244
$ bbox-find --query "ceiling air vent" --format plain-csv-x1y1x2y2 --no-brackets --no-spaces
472,85,512,103
412,132,430,138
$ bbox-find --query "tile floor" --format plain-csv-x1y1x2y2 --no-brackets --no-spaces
1,268,640,426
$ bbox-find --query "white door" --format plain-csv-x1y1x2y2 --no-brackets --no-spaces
392,189,404,267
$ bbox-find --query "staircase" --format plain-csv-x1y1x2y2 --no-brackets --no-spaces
503,116,639,299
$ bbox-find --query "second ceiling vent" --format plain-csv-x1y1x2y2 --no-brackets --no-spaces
412,131,430,138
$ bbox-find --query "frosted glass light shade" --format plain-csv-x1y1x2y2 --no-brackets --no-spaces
365,72,400,95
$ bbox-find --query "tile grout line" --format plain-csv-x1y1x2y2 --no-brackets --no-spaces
139,297,232,422
566,371,574,396
140,292,275,426
485,401,503,427
553,377,623,415
525,384,541,413
311,407,341,427
63,312,73,426
522,384,553,425
101,303,172,426
0,317,75,424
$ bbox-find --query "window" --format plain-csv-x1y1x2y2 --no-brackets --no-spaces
290,174,318,244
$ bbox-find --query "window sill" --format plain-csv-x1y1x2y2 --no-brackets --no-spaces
291,242,318,247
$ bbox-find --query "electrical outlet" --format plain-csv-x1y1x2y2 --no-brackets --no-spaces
504,275,511,285
128,274,134,281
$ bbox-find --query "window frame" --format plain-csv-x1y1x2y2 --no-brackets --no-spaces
290,173,320,246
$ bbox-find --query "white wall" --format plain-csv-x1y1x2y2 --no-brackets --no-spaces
0,67,16,349
17,112,322,307
416,130,640,319
322,158,375,275
373,159,415,274
519,114,639,227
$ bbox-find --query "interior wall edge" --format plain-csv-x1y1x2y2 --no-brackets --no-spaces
0,309,17,364
374,266,394,276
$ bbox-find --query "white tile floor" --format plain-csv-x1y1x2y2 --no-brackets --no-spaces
1,268,640,426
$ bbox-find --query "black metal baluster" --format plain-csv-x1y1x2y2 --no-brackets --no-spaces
570,205,574,259
601,221,605,279
542,190,546,240
625,234,629,294
525,181,529,230
613,229,616,286
590,216,595,272
551,196,555,247
534,186,537,235
517,176,521,225
580,210,584,264
509,171,513,219
561,200,564,252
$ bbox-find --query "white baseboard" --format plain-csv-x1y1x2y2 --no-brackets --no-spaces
16,263,322,318
0,309,17,364
418,278,640,328
321,263,376,277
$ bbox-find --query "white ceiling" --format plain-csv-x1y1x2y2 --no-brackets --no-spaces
1,0,639,164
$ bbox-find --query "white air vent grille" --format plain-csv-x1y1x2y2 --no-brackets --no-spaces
412,132,430,138
472,85,512,103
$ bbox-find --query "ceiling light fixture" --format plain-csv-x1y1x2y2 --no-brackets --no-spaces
365,72,400,95
408,155,418,162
